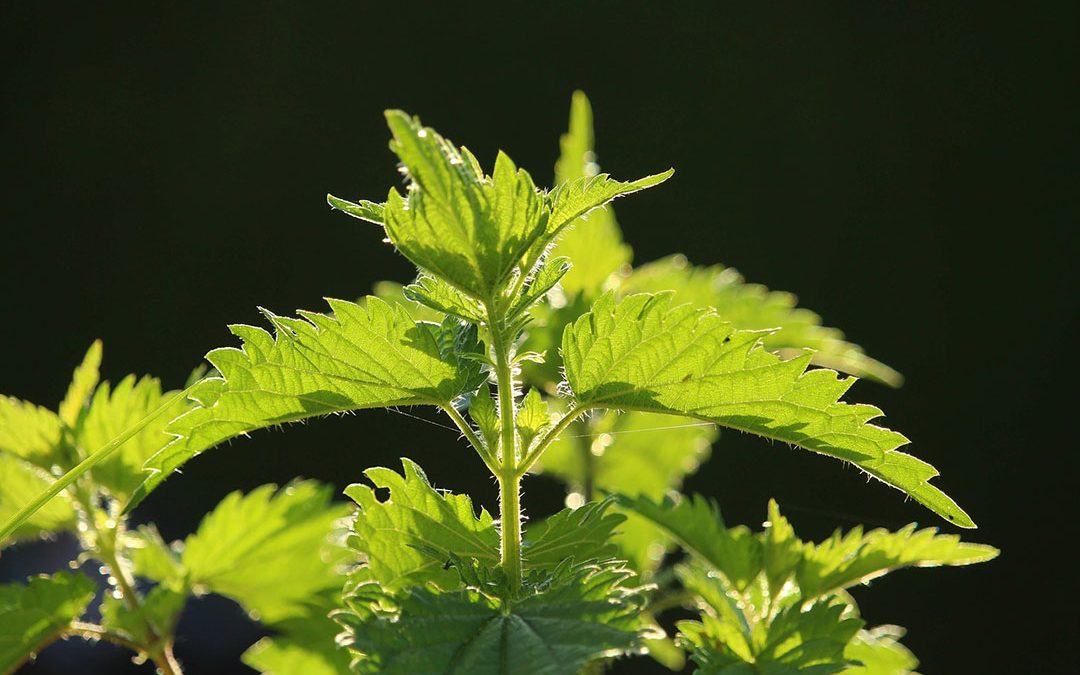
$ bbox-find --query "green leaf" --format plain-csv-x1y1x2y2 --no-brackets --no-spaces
355,111,550,300
101,584,186,645
564,292,973,527
844,626,917,674
58,340,102,427
516,388,551,451
0,396,62,470
79,375,188,500
678,598,862,674
532,169,671,279
371,281,446,323
536,410,715,572
402,275,485,323
522,498,626,569
330,110,668,302
762,499,803,594
796,520,999,600
341,561,644,675
327,194,385,224
616,493,762,592
622,256,902,387
508,256,572,320
345,459,499,593
243,595,351,675
0,455,76,546
0,572,96,672
135,297,485,502
467,393,500,451
179,481,350,623
125,524,185,585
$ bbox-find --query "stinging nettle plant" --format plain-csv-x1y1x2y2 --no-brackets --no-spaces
0,92,996,674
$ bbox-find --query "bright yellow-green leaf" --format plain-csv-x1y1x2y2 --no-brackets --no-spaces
134,298,485,503
58,340,102,427
81,375,188,500
564,292,973,527
179,482,350,623
344,459,499,593
0,455,76,546
550,91,634,297
622,255,902,387
0,396,62,470
0,572,96,672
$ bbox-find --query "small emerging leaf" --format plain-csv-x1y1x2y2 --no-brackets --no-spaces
516,388,551,451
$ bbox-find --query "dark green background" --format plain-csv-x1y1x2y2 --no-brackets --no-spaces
1,3,1074,673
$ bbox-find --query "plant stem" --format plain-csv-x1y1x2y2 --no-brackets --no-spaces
442,403,499,474
74,486,182,675
487,300,523,590
499,470,523,588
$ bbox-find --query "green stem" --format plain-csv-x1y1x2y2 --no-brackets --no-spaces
0,386,192,544
487,300,522,590
442,403,499,475
499,471,523,588
82,501,183,674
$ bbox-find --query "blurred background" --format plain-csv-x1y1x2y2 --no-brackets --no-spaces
1,2,1074,673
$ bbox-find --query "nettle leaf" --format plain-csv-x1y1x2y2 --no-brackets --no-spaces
795,518,998,601
0,455,76,545
135,297,485,502
622,255,902,387
177,481,350,623
516,388,552,451
844,626,917,675
522,498,625,568
617,494,763,592
243,594,352,675
80,374,188,500
341,561,645,675
370,281,446,323
549,92,633,297
125,524,185,584
402,274,485,323
563,292,973,527
344,458,499,593
58,340,103,427
467,393,500,451
536,410,715,573
678,598,862,675
508,256,572,320
762,500,803,593
101,584,186,645
0,572,96,672
328,110,669,302
0,396,63,470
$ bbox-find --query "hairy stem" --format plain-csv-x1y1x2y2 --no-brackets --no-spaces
487,301,523,589
499,471,523,588
74,487,182,675
442,403,499,474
